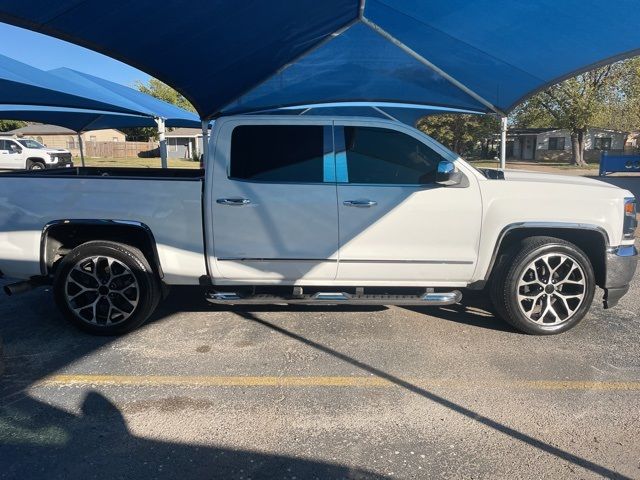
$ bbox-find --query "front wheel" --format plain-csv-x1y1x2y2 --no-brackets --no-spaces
53,241,161,335
491,236,596,335
27,160,45,170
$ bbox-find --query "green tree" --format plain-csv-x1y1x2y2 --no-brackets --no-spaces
416,114,499,158
122,78,196,141
512,58,640,165
0,119,27,132
135,78,195,113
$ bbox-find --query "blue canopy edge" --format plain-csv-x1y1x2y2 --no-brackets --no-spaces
0,1,638,119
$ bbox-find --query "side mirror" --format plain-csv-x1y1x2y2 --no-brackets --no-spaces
436,160,463,186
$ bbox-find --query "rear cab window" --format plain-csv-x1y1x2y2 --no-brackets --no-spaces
230,125,326,183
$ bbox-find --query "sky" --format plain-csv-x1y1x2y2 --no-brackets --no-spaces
0,23,150,87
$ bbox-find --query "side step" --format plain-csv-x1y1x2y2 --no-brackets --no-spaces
206,289,462,306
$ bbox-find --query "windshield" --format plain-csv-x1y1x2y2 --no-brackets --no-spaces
17,139,45,149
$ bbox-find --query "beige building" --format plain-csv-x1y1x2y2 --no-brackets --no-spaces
8,124,126,157
506,127,628,162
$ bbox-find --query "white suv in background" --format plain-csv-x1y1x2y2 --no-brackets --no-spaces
0,136,73,170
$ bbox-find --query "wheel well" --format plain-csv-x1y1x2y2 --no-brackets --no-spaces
27,158,45,164
42,221,163,278
490,228,607,287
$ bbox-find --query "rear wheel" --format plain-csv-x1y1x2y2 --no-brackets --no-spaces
491,236,595,335
53,241,161,335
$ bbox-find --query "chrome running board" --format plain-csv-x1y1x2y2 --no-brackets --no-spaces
206,290,462,306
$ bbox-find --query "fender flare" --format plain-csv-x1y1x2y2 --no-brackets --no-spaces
40,219,163,277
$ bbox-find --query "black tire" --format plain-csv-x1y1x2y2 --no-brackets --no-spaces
27,160,45,170
53,241,161,335
490,236,596,335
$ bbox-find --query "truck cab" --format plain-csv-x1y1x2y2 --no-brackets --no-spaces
0,135,73,170
206,117,480,287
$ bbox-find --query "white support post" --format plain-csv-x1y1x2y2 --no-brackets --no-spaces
500,116,508,169
156,117,168,168
201,119,209,168
77,133,85,167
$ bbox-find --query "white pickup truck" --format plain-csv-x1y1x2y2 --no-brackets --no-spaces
0,115,637,335
0,136,74,170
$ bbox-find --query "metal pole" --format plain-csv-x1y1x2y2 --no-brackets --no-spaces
500,116,508,169
201,119,209,168
77,133,85,167
156,117,168,168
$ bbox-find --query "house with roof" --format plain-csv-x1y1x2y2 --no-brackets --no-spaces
165,127,205,160
625,131,640,150
506,127,628,162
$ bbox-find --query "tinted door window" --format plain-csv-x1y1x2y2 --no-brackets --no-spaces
342,127,444,185
230,125,324,183
6,140,20,152
0,140,6,151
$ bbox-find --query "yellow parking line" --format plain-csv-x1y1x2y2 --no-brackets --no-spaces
36,375,392,388
31,375,640,391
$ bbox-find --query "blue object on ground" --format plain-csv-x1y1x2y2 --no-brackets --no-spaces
599,151,640,176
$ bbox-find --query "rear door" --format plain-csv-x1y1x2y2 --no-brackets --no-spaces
209,119,339,283
334,121,482,285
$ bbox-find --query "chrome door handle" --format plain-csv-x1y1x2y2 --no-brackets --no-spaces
343,200,377,208
217,198,251,206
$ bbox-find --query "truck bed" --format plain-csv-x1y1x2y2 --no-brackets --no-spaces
0,168,207,284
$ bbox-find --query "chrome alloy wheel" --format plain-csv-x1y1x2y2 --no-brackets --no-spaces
516,253,586,326
64,255,139,326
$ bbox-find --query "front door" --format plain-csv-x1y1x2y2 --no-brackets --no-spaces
522,135,536,160
334,123,482,284
0,140,23,169
210,121,339,283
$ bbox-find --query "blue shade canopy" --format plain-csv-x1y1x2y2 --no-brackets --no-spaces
0,105,168,132
0,52,152,114
0,53,200,130
48,68,200,127
0,1,638,119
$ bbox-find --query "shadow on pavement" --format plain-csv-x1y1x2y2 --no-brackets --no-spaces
401,290,518,333
0,286,387,480
0,285,632,479
235,310,631,480
0,391,387,480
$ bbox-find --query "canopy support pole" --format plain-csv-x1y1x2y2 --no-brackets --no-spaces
201,120,209,168
77,133,85,167
372,106,400,123
156,117,167,168
500,116,508,169
361,16,506,117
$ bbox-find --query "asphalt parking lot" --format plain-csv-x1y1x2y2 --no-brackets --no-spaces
0,265,639,479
